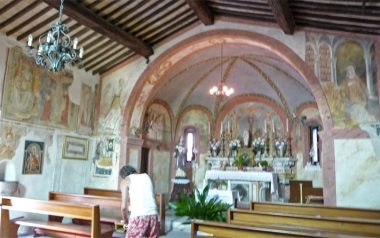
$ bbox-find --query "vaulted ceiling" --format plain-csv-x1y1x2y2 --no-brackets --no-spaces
0,0,379,76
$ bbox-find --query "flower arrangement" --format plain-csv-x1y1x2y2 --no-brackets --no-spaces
252,137,265,152
209,138,221,157
229,139,241,150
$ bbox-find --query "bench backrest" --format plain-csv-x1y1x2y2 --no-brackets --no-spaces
84,187,166,234
1,196,101,237
192,219,328,238
49,192,121,209
251,202,380,220
228,208,380,236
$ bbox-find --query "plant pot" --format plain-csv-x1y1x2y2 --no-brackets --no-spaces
237,165,244,171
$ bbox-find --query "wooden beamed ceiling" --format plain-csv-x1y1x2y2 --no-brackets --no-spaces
0,0,379,75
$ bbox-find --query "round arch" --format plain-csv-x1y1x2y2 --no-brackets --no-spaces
122,29,332,134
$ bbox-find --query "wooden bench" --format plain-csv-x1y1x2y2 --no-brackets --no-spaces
1,196,114,238
84,187,166,234
228,208,380,237
49,192,122,224
250,201,380,220
191,219,376,238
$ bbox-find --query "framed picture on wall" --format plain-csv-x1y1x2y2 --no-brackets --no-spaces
229,181,252,202
62,136,88,160
22,140,44,174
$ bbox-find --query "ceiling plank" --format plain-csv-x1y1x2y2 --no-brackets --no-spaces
94,50,134,75
6,5,51,36
0,0,22,15
43,0,153,58
0,0,41,30
17,13,59,40
185,0,214,25
267,0,295,34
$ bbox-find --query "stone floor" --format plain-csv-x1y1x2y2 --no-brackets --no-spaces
18,209,191,238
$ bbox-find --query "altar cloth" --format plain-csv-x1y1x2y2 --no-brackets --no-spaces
204,170,278,194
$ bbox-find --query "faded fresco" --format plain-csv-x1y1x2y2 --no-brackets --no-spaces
2,47,78,130
143,103,171,144
178,109,209,150
92,137,118,177
98,78,128,134
0,122,24,160
78,84,95,134
223,103,283,144
306,34,379,128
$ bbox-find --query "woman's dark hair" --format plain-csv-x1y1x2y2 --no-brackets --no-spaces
119,165,137,179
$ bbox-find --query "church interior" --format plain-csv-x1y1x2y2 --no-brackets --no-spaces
0,0,380,237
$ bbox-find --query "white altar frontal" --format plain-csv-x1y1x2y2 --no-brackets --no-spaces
203,170,279,202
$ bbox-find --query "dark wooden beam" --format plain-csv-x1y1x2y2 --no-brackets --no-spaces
6,6,50,36
43,0,153,58
268,0,295,34
0,0,22,15
94,51,134,75
0,0,41,30
185,0,214,25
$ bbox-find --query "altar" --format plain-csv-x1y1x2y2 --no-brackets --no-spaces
203,170,279,202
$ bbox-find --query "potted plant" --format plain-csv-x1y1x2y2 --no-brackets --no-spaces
172,185,231,224
258,160,269,171
233,153,248,171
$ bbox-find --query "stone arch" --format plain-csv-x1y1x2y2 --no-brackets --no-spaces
122,29,335,205
123,29,332,135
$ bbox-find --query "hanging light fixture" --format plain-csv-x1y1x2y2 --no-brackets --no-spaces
26,0,83,72
209,43,234,98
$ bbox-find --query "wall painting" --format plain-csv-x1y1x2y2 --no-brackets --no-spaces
22,140,44,174
2,47,78,130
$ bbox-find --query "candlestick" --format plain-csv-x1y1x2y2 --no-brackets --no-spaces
264,119,267,133
286,118,289,133
208,122,211,136
272,118,275,133
221,123,223,135
228,121,230,133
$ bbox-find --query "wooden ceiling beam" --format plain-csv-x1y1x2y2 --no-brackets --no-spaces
0,0,41,30
17,13,59,40
94,51,134,75
268,0,295,34
0,0,22,15
43,0,153,58
185,0,214,25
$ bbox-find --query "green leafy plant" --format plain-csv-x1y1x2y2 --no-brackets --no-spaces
233,153,248,167
259,160,268,168
172,185,231,223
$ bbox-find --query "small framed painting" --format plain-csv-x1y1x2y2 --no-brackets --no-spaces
22,141,44,174
62,136,88,160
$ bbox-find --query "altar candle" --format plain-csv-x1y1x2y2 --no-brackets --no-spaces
286,118,289,133
228,121,230,133
208,122,211,135
272,118,275,133
264,119,267,133
221,123,223,134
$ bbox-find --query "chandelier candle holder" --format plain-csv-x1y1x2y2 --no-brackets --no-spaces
209,43,234,99
26,0,84,72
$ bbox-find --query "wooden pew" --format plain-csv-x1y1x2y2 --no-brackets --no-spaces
228,208,380,237
84,187,166,234
49,192,122,224
250,202,380,220
191,219,376,238
1,196,114,238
